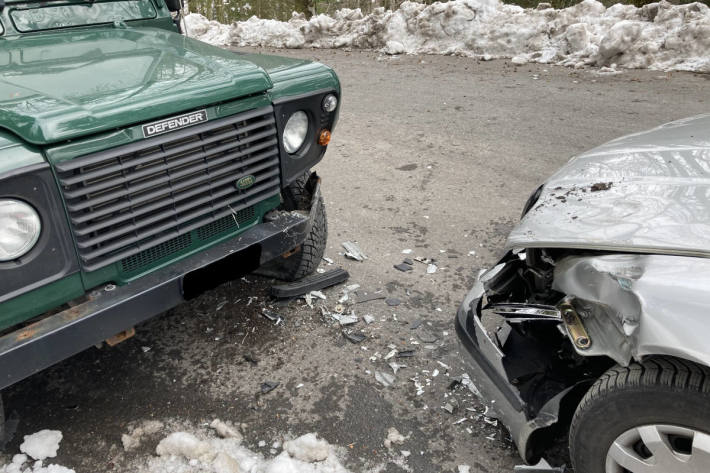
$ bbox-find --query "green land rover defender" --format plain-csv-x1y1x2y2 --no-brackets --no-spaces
0,0,339,390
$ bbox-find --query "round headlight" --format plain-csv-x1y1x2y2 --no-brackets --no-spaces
0,199,41,262
283,111,309,154
322,94,338,113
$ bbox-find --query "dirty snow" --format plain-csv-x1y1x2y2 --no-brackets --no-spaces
1,431,74,473
124,421,354,473
186,0,710,72
19,431,62,462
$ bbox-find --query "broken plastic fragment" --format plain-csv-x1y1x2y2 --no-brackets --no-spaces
343,331,366,344
375,371,395,387
342,241,367,261
335,314,358,326
388,362,406,374
426,263,438,274
363,315,375,324
394,263,413,272
261,309,283,325
396,349,415,358
260,381,279,394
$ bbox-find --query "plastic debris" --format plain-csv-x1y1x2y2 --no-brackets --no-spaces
333,314,358,326
394,263,413,272
402,249,412,254
363,315,375,325
271,268,349,298
311,291,327,300
342,241,367,261
323,256,334,264
458,466,471,473
343,331,366,344
396,350,415,358
261,309,283,325
442,403,456,414
460,373,481,397
260,381,279,394
385,298,401,307
426,263,438,274
375,371,395,387
356,293,386,304
437,361,451,370
388,362,406,374
384,349,397,360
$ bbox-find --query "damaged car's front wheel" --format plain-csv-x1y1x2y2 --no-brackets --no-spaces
570,358,710,473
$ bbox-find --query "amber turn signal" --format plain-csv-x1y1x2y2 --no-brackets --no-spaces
318,129,331,146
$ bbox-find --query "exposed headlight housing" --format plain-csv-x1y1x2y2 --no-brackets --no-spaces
322,94,338,113
282,111,309,154
0,199,41,261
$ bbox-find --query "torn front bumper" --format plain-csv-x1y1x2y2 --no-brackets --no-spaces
0,178,322,390
455,270,569,463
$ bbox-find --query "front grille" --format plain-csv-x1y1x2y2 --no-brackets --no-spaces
56,106,281,272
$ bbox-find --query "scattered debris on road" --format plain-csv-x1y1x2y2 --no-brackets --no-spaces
342,241,367,261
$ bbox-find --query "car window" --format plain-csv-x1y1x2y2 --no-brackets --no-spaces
11,0,157,33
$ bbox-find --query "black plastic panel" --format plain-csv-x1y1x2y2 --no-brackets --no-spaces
274,89,339,186
0,164,80,303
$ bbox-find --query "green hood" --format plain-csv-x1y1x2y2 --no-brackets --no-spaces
0,27,274,144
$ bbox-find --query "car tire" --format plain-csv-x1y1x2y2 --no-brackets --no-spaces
258,173,327,281
569,357,710,473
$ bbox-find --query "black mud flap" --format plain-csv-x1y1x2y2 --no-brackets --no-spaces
270,268,349,298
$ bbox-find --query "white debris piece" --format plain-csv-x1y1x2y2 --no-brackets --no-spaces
283,433,330,462
375,370,395,387
20,430,63,461
363,314,375,325
458,465,471,473
401,249,412,254
310,291,327,300
341,241,367,261
426,264,438,274
460,373,481,397
186,0,710,73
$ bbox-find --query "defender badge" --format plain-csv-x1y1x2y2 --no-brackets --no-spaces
142,110,208,138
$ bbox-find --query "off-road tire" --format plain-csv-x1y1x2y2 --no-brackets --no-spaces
259,173,327,281
569,357,710,473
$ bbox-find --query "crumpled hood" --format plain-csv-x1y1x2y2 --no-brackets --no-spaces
507,114,710,258
0,27,273,144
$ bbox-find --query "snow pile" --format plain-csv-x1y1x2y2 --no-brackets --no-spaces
186,0,710,72
0,430,74,473
134,420,352,473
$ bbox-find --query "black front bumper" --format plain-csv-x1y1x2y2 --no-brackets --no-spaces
455,275,567,463
0,182,320,390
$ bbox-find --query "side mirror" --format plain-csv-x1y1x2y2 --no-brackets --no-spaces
164,0,183,12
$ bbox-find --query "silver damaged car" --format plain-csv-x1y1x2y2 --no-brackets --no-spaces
455,114,710,473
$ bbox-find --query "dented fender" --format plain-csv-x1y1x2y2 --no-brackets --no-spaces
553,254,710,368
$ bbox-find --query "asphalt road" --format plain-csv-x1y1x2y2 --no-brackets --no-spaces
3,50,709,472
